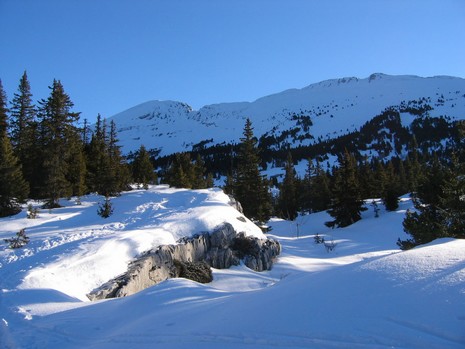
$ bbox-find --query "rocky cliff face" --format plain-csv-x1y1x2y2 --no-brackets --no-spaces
87,223,281,300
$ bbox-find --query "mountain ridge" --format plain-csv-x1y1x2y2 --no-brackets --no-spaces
109,73,465,156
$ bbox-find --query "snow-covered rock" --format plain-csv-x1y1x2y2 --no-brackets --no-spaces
87,223,281,300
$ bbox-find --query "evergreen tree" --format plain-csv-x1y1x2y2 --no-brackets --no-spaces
277,152,298,220
192,154,209,189
132,144,156,188
301,159,331,213
67,134,87,198
382,160,400,211
400,156,449,248
86,114,107,193
357,158,377,199
0,81,29,216
37,80,81,207
107,120,130,194
165,152,194,188
86,116,128,196
0,80,9,135
234,118,272,222
439,153,465,238
405,136,423,192
325,150,366,228
9,71,38,196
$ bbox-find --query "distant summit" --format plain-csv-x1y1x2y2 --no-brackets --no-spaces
108,74,465,156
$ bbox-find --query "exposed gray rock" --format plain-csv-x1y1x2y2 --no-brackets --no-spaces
87,223,280,300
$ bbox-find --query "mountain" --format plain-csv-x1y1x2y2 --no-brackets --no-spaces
109,74,465,157
1,187,464,348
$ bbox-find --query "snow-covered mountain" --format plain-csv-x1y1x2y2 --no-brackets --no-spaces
110,74,465,156
1,187,464,348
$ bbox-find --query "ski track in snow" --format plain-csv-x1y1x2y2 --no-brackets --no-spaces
0,187,464,349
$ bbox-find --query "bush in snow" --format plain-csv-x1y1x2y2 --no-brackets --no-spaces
314,233,325,244
97,197,114,218
4,228,30,249
323,239,337,253
27,204,39,219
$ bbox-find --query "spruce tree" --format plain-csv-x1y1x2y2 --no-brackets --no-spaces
400,156,448,248
439,153,465,238
277,152,298,220
382,160,401,211
0,80,9,135
108,120,130,193
86,114,107,194
164,152,191,188
9,71,38,196
37,80,80,207
86,116,128,196
0,81,29,216
301,159,331,213
192,154,208,189
132,144,156,188
234,118,272,222
325,150,366,228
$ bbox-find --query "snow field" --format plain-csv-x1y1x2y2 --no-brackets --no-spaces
0,187,464,348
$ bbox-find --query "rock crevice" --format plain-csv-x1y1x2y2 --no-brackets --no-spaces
87,223,281,300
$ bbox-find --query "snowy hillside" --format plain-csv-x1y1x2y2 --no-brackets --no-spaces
1,187,464,348
109,74,465,155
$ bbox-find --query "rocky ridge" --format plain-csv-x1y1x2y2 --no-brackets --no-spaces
87,223,281,300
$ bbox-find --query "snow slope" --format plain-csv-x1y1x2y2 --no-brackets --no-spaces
109,74,465,155
1,189,464,349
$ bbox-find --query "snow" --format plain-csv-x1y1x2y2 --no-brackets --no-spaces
1,189,464,349
109,74,465,157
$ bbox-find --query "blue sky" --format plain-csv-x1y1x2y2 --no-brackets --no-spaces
1,0,464,122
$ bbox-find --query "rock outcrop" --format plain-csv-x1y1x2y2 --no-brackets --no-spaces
87,223,281,300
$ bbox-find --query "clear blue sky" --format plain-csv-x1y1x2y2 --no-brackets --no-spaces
1,0,464,122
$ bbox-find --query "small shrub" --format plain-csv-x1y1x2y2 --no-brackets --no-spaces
371,200,380,218
4,229,30,249
314,233,325,244
27,204,39,219
97,197,114,218
323,239,337,252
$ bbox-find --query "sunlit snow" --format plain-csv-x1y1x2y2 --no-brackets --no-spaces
1,187,464,349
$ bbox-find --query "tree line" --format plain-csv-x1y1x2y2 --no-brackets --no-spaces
0,72,158,216
1,72,463,249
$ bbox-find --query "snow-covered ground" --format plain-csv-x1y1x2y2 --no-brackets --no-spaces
109,74,465,155
1,187,464,348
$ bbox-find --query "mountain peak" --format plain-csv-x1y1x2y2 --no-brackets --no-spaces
108,74,465,155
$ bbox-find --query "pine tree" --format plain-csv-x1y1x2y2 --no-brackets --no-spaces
86,114,107,194
164,152,192,188
234,118,272,222
278,152,298,220
405,136,423,192
132,144,156,188
9,71,38,196
400,155,449,248
37,80,80,207
439,153,465,238
0,80,9,135
382,160,400,211
301,159,331,213
67,135,87,198
325,150,366,228
106,120,130,194
192,154,208,189
97,196,114,218
0,81,29,216
86,116,128,196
